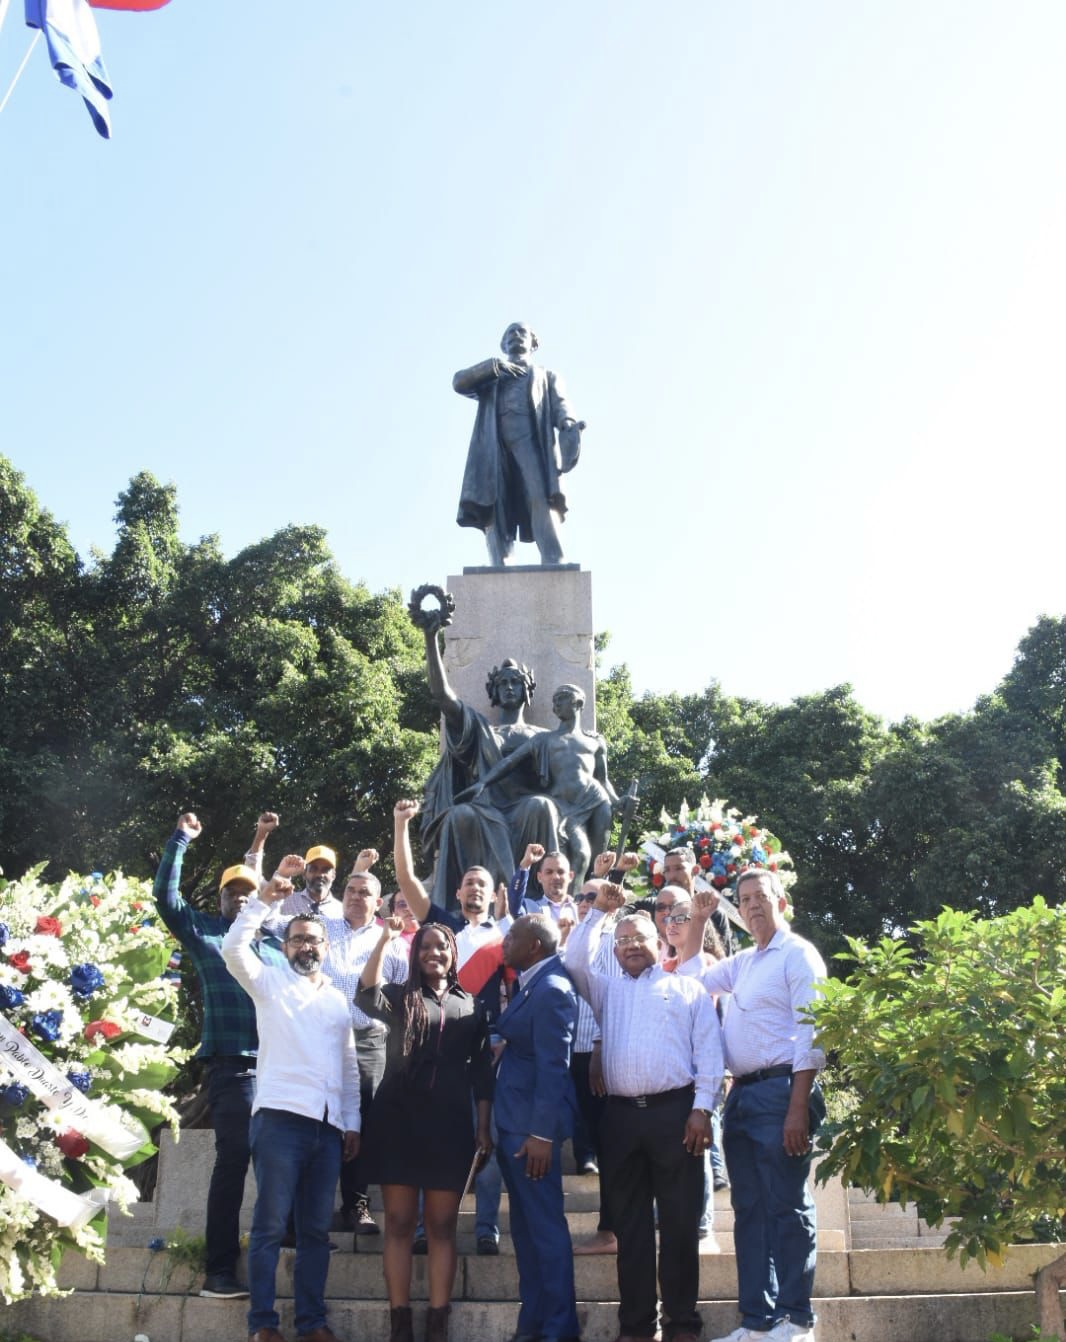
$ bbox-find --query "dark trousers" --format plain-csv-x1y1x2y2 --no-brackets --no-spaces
570,1050,612,1232
204,1056,256,1278
601,1087,704,1339
339,1029,386,1212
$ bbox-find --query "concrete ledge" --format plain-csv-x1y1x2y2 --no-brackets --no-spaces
850,1243,1066,1296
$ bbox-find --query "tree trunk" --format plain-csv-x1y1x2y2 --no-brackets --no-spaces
1034,1248,1066,1342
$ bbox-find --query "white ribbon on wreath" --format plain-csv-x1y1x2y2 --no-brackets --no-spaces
0,1135,110,1229
0,1014,147,1160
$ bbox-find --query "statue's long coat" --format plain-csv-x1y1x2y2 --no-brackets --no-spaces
454,359,575,545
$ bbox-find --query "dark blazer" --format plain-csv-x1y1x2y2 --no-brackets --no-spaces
494,954,578,1140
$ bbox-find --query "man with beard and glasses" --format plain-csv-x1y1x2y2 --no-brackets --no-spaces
152,811,286,1302
222,870,361,1342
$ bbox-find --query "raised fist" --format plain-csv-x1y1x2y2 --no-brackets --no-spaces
177,812,202,840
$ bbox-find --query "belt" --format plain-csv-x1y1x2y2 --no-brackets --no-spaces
732,1064,793,1087
608,1083,694,1109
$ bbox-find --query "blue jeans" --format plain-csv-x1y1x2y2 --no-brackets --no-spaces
247,1108,341,1335
474,1105,501,1242
723,1076,825,1331
204,1056,256,1278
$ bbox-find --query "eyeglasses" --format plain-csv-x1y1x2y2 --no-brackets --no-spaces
615,934,654,949
576,893,598,903
286,934,325,947
665,913,691,926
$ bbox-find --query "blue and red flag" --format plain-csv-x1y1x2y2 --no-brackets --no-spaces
24,0,171,138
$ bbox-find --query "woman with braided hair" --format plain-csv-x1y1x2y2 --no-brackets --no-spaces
358,918,493,1342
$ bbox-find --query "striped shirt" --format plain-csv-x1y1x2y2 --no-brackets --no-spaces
564,912,623,1053
319,915,410,1030
566,909,723,1111
679,927,827,1077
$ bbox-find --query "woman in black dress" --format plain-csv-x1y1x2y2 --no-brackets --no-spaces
358,917,493,1342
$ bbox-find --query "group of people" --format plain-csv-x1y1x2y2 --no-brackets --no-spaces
152,801,828,1342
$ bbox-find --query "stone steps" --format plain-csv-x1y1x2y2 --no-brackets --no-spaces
7,1130,1062,1342
8,1287,1055,1342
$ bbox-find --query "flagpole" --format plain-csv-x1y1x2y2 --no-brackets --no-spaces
0,0,10,41
0,29,41,119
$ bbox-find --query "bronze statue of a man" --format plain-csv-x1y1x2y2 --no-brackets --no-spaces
454,321,585,567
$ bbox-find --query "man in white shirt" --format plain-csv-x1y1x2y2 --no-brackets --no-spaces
680,870,828,1342
566,885,724,1342
222,872,361,1342
320,869,409,1239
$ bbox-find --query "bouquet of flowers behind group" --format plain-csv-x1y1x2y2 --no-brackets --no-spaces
0,864,189,1302
626,796,797,929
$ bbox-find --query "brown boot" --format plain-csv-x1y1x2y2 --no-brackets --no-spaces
424,1304,450,1342
389,1305,414,1342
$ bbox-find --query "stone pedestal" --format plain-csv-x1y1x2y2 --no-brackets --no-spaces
443,567,595,730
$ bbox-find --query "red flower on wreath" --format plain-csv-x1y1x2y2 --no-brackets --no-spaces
9,951,32,975
651,873,664,888
84,1020,121,1043
698,838,710,850
55,1129,90,1160
90,895,101,907
712,875,728,889
35,916,63,937
699,854,712,870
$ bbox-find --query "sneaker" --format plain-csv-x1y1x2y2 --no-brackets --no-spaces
578,1159,599,1175
199,1273,248,1298
713,1175,731,1191
710,1329,773,1342
766,1321,814,1342
477,1236,500,1255
353,1199,380,1235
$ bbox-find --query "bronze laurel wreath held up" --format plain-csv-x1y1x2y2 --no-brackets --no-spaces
408,584,456,631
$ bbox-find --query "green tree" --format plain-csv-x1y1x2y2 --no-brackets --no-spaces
813,900,1066,1338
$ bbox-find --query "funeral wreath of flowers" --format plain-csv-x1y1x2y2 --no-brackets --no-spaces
0,865,189,1303
627,796,797,931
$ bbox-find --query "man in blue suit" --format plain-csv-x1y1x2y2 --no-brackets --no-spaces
496,914,581,1342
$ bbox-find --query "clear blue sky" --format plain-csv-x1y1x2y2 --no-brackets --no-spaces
3,1,1064,724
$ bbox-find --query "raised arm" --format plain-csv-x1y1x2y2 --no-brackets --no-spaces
151,813,201,943
455,735,534,801
221,875,292,996
563,882,625,1013
359,918,405,991
393,798,433,921
421,613,463,732
244,811,279,884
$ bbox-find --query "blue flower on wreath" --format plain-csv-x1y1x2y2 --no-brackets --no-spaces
31,1009,64,1043
70,962,106,999
67,1070,93,1095
0,984,25,1009
0,922,8,946
1,1082,30,1107
711,852,728,877
22,1155,38,1168
751,844,767,865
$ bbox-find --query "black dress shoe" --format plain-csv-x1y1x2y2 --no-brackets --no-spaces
477,1236,500,1255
